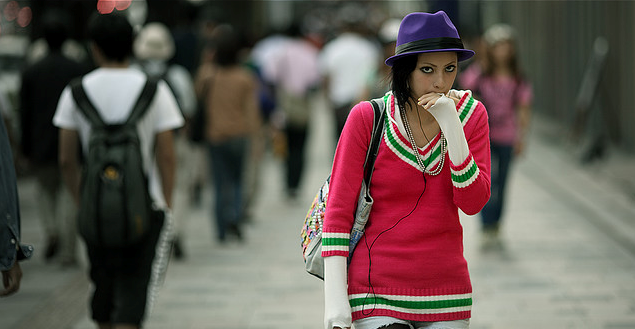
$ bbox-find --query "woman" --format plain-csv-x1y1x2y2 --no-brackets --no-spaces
194,25,261,243
459,24,532,249
322,12,491,329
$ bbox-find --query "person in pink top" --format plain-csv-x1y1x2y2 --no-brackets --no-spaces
322,11,491,329
267,22,321,199
459,24,533,249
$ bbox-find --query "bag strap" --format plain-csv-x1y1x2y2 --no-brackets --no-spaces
70,77,105,128
70,76,158,128
125,77,158,125
349,96,386,241
362,96,387,188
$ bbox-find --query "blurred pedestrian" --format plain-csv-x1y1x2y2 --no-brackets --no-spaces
19,11,86,266
459,24,533,249
194,25,261,243
54,13,182,328
266,22,321,199
323,11,491,329
133,22,198,259
0,90,16,155
319,4,380,141
1,117,33,297
361,18,401,101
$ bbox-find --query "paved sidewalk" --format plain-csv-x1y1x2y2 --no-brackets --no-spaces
3,98,635,328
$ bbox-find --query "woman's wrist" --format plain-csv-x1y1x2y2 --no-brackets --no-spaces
424,95,470,164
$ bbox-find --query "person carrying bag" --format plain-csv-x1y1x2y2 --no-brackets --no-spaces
322,11,492,329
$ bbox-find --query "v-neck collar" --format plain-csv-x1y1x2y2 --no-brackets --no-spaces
383,93,445,173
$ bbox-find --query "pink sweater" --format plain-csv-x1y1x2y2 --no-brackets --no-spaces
322,92,491,322
459,64,533,145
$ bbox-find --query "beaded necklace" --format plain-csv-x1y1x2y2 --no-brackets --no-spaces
398,104,446,176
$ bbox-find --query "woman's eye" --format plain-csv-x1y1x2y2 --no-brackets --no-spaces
445,65,456,72
420,66,433,74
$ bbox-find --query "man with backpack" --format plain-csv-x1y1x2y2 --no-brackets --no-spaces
54,13,183,328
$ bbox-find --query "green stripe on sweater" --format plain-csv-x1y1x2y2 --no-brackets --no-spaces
322,238,349,246
458,96,475,124
451,159,478,183
386,118,417,163
350,295,472,310
385,115,442,165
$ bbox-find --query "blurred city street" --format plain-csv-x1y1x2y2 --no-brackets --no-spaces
3,93,635,329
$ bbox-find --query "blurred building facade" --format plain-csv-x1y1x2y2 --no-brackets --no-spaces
477,1,635,155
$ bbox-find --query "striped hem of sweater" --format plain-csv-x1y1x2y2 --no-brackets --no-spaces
349,292,472,321
321,232,349,257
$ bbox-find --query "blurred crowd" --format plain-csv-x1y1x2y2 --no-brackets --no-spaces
0,2,410,266
1,0,531,295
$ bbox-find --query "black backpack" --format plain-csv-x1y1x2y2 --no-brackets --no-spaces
70,77,158,248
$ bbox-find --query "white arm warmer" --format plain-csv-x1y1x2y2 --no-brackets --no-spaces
427,94,470,165
324,256,352,329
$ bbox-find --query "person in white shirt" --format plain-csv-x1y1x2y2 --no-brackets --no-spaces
132,21,199,259
319,5,380,140
54,13,183,329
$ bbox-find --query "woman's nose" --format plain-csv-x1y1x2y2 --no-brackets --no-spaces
433,75,445,90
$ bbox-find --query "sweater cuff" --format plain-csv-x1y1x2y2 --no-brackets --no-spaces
321,232,350,257
450,153,480,189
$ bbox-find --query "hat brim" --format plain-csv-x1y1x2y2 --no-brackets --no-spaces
385,48,475,66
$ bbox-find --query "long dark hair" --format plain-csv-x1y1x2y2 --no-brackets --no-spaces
390,55,418,112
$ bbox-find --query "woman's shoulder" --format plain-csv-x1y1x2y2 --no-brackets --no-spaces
337,100,377,144
348,100,376,125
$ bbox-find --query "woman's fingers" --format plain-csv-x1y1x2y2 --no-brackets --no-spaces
417,92,443,110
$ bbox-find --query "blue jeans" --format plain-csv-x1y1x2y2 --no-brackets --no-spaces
480,143,514,230
208,138,247,240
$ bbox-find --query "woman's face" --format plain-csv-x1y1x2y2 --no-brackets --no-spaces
408,51,458,98
490,40,514,66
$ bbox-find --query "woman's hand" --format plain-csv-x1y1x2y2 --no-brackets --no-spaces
417,92,470,165
417,92,461,110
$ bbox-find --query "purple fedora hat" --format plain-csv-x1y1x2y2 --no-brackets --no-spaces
385,11,474,66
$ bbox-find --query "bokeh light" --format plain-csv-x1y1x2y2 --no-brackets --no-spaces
3,1,19,21
17,6,32,27
115,0,132,11
97,0,132,14
97,0,116,14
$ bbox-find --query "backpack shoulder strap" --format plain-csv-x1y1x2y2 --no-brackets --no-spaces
125,77,159,125
362,97,387,186
70,77,106,128
70,76,159,127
